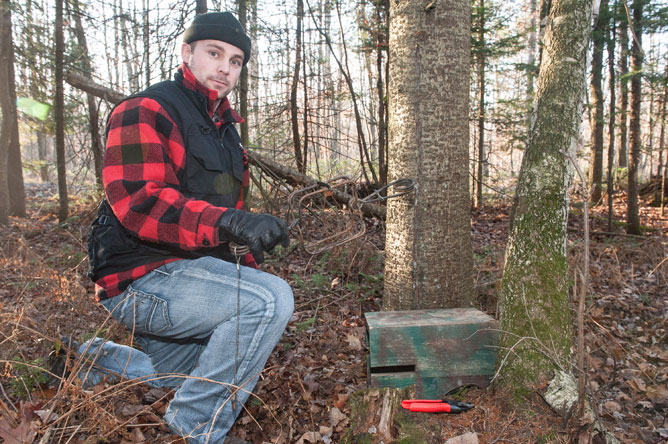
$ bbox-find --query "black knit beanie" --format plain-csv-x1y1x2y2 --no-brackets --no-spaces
183,12,251,66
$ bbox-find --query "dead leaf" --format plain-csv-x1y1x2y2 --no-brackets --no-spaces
627,377,647,392
345,333,362,351
0,417,36,444
296,431,322,444
647,385,668,403
604,400,621,413
329,407,347,427
445,432,479,444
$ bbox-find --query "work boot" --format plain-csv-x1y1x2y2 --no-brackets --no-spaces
47,336,80,386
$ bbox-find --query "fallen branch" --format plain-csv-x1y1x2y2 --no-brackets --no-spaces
246,150,386,220
65,71,125,104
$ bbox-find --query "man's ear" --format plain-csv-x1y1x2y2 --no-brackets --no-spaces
181,43,192,64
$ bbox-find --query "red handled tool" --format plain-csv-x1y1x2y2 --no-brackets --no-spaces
401,398,474,413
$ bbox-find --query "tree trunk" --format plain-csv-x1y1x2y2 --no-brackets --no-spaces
376,0,389,186
0,0,15,224
1,0,26,219
497,0,594,389
71,0,103,188
589,0,605,204
196,0,207,15
658,59,667,180
383,0,474,310
238,0,249,149
55,0,68,222
37,132,49,183
143,0,150,87
618,8,629,168
607,0,616,232
290,0,305,173
626,0,642,235
476,0,486,208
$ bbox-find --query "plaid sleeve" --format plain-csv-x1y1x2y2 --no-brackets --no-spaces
103,97,226,249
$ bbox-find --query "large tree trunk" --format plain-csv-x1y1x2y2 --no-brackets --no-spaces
55,0,68,222
497,0,594,389
0,0,15,224
626,0,642,235
2,0,26,219
7,47,26,218
588,1,605,204
383,0,474,310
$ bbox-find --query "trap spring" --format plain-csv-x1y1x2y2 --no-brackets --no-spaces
286,177,414,254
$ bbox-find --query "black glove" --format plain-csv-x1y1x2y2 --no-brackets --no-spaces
218,209,289,263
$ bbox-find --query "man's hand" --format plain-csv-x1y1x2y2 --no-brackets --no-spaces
218,209,289,263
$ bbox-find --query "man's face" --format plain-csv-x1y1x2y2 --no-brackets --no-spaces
181,39,244,100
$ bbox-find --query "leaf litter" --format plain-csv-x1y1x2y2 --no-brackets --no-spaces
0,184,665,443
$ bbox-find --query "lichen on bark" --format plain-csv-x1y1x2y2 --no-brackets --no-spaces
496,0,595,391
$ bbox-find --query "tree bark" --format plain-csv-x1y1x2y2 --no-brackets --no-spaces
497,0,595,389
383,0,474,310
196,0,207,15
626,0,642,235
588,0,605,204
55,0,68,222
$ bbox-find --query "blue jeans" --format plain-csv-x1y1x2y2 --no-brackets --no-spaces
78,256,293,443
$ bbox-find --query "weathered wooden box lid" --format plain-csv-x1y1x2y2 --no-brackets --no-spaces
366,308,499,398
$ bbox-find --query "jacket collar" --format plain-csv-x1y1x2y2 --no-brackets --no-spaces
176,63,244,124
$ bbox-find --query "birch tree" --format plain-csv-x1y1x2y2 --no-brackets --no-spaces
497,0,596,388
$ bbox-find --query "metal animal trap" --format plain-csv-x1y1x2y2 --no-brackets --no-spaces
287,176,367,254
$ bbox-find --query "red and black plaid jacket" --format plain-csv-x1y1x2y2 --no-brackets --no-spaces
94,63,255,300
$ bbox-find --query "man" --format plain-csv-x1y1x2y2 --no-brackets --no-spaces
83,11,293,443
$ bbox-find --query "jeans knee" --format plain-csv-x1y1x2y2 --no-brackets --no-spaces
268,276,293,325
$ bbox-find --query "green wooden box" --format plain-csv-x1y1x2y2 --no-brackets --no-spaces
365,308,499,399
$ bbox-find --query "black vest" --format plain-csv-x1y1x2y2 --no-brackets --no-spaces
87,79,245,284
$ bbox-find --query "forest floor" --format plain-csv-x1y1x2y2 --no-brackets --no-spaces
0,183,666,444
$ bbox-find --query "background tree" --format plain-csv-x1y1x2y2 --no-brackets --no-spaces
0,0,18,224
2,0,25,218
497,0,595,389
589,0,606,204
55,0,68,222
618,4,629,168
627,0,643,235
383,0,474,310
470,0,523,207
607,0,617,231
